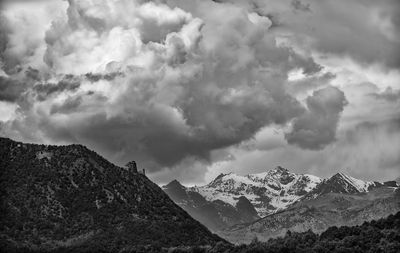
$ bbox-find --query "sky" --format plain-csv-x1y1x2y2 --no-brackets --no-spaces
0,0,399,185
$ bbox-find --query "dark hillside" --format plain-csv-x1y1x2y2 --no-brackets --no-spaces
0,137,222,252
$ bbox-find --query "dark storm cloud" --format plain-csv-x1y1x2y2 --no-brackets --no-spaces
50,96,83,115
0,0,311,171
0,76,25,102
84,72,123,82
291,0,311,13
285,86,348,150
0,69,84,105
0,67,45,102
288,49,323,76
369,87,400,102
34,77,81,101
264,14,281,29
0,76,26,102
0,16,9,60
25,67,41,81
34,80,304,171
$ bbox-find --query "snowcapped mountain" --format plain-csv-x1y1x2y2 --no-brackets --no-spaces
310,172,375,194
221,186,400,244
190,166,322,217
162,179,259,231
163,166,399,236
302,172,398,200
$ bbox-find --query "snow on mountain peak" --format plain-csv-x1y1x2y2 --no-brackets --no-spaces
305,172,378,197
331,172,375,192
271,166,289,174
192,167,322,217
164,168,398,226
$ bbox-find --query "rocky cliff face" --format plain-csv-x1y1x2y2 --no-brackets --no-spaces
0,137,222,252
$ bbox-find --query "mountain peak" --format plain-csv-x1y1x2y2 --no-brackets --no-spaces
269,166,289,173
306,172,375,196
332,172,348,178
215,172,231,180
266,166,290,177
207,172,233,187
165,179,185,188
331,172,347,180
329,172,367,187
275,166,288,172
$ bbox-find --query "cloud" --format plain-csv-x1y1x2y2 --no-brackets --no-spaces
291,0,311,13
369,87,400,102
0,0,67,74
287,71,335,96
0,0,313,172
0,67,42,102
331,118,400,179
84,72,123,82
285,86,348,149
1,0,397,184
34,76,81,101
0,76,26,102
245,0,400,70
203,117,400,184
49,95,82,115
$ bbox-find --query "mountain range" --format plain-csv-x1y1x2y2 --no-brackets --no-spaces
0,137,222,252
1,136,398,251
163,166,400,242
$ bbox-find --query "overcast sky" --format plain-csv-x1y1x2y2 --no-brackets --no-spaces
0,0,399,185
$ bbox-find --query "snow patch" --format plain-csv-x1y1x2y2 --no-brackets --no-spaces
191,167,322,217
337,173,374,192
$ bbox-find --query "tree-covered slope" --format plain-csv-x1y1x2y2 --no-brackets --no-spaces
0,137,222,252
169,211,400,253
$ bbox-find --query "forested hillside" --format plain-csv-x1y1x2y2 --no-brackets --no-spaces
0,137,222,252
168,211,400,253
